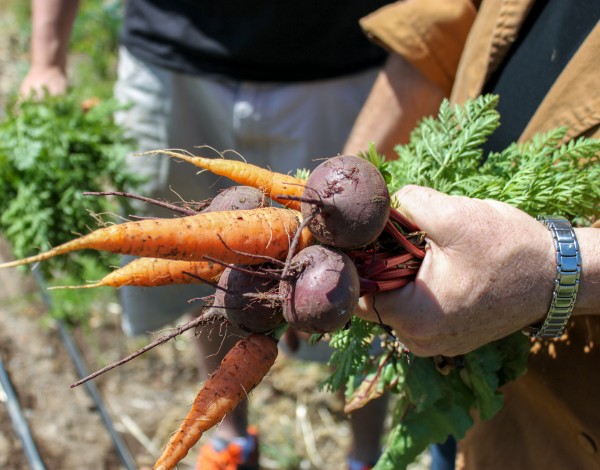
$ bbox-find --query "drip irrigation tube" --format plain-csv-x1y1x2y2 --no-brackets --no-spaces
32,268,137,470
0,360,46,470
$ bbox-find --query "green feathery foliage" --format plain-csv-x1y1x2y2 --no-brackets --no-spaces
389,94,599,221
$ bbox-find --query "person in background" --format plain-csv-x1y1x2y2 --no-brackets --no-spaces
343,0,599,468
20,1,394,468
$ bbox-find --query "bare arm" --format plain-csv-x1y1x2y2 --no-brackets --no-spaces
20,0,80,96
343,53,446,158
355,186,600,357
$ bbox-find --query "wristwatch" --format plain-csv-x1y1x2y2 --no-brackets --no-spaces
523,216,581,339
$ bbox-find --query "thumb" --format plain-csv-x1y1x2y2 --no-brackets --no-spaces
394,185,468,237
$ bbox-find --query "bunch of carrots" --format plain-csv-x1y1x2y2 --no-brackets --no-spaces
0,149,424,469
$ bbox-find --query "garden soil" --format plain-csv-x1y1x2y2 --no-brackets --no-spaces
0,244,360,470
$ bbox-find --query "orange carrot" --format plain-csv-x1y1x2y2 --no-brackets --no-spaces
0,207,313,269
143,150,306,209
48,258,225,290
153,333,278,470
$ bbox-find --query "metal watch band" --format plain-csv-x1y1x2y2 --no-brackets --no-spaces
524,216,581,339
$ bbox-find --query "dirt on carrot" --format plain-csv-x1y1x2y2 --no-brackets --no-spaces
153,333,279,470
143,150,306,210
0,207,313,270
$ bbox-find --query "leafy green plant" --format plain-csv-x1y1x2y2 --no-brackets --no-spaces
0,92,142,281
390,94,599,220
325,94,599,469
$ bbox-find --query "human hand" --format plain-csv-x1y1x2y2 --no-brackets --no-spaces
20,65,68,98
20,0,80,98
356,185,557,357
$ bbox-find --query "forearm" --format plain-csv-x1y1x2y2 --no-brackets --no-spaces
572,227,600,316
343,54,446,158
29,0,80,72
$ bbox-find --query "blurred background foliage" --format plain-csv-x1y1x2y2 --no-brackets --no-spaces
0,0,138,325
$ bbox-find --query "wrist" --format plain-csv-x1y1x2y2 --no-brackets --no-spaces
524,216,581,338
572,227,600,316
29,0,80,71
30,30,67,71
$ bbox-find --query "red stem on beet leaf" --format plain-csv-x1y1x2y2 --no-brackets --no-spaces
351,207,426,295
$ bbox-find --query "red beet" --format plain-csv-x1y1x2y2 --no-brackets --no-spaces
300,155,390,249
205,185,268,212
214,266,284,333
281,245,360,334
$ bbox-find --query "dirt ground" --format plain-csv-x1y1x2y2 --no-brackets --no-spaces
0,246,435,470
0,245,360,470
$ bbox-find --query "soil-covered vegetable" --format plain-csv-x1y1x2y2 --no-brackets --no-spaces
204,185,269,212
0,207,313,269
301,154,391,249
281,245,360,334
153,334,279,470
214,265,284,334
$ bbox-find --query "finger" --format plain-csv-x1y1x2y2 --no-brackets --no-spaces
356,284,419,327
394,185,470,236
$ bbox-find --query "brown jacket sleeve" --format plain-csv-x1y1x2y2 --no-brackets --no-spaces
360,0,476,95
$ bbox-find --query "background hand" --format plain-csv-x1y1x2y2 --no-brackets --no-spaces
20,65,68,98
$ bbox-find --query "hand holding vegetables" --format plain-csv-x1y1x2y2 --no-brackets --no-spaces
355,185,600,357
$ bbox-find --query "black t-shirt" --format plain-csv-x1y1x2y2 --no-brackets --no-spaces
483,0,599,153
120,0,392,82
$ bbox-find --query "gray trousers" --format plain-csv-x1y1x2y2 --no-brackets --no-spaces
114,47,379,336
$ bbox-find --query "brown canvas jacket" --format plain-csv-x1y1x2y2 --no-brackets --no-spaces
361,0,600,141
361,1,600,468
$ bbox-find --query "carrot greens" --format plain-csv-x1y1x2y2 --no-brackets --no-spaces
0,93,142,277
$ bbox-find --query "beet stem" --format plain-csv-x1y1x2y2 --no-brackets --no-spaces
389,207,419,233
384,220,426,259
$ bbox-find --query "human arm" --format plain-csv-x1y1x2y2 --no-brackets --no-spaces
20,0,80,97
355,185,600,357
344,0,476,157
342,54,446,157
